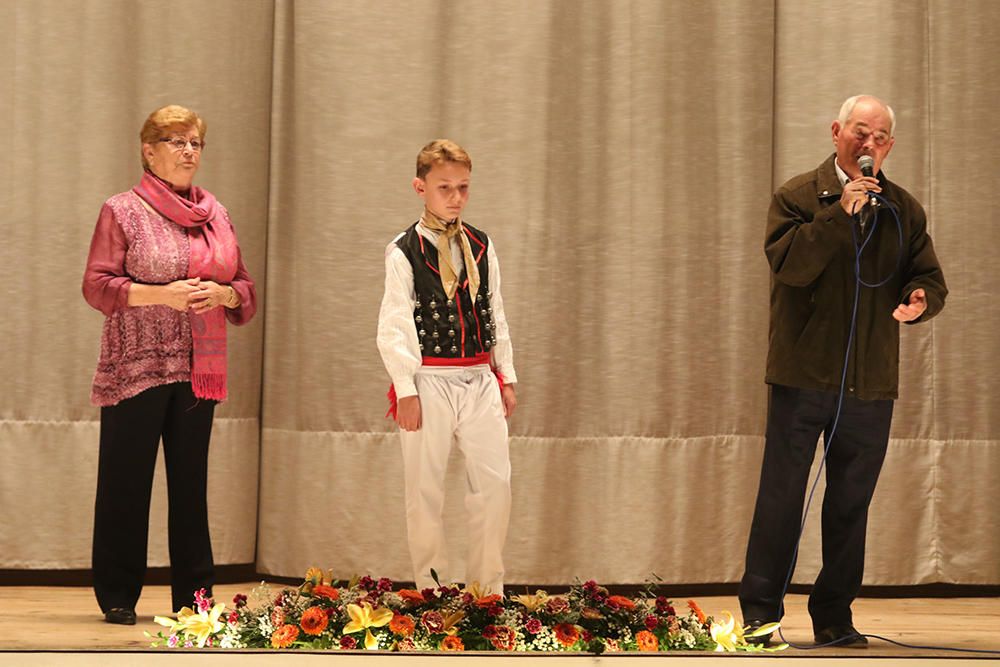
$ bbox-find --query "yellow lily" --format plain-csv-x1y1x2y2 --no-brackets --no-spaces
442,611,465,636
463,581,493,599
512,590,549,613
710,611,740,652
302,566,334,593
154,603,227,648
343,602,393,650
710,611,785,652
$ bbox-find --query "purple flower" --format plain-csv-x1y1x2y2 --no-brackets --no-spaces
358,575,376,591
524,618,542,635
420,587,436,600
340,635,357,649
645,614,660,631
377,577,393,593
488,605,502,617
232,593,248,608
167,634,179,648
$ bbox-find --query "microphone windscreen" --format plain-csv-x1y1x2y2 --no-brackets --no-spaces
858,155,875,177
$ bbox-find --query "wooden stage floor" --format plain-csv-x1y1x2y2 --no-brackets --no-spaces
1,583,999,664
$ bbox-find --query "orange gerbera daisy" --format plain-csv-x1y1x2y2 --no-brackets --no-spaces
554,622,581,647
475,594,503,608
300,607,328,636
398,589,426,605
636,629,658,652
271,623,299,648
389,613,415,637
440,635,465,651
687,599,707,625
606,595,636,610
312,584,340,601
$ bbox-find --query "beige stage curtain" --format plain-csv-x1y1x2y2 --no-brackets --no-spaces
2,0,998,587
0,0,272,568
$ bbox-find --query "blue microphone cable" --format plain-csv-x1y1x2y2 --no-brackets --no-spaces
766,193,1000,655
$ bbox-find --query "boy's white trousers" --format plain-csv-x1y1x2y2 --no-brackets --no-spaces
398,364,510,594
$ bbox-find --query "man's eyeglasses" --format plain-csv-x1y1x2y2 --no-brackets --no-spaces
159,137,205,152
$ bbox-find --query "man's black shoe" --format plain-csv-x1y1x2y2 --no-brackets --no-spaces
744,618,773,646
814,624,868,648
104,608,137,625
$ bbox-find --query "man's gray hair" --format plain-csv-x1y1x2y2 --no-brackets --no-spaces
838,95,896,137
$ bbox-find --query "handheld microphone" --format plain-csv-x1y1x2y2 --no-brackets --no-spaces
857,155,878,208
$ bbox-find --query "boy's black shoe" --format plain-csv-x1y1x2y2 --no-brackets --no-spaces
104,608,137,625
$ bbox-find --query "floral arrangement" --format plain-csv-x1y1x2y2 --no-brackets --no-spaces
148,569,785,653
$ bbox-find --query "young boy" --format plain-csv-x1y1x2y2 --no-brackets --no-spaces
377,140,517,594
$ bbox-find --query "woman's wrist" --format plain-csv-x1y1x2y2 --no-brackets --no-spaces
225,285,240,309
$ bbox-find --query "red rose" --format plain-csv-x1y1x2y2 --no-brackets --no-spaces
420,610,445,634
489,625,516,651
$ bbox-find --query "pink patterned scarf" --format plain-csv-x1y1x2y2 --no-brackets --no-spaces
133,170,237,400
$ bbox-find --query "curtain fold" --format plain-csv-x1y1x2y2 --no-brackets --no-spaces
1,0,996,585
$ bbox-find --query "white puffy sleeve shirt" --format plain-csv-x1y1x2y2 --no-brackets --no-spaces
377,224,517,399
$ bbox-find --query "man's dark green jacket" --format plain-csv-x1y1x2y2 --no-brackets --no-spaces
764,154,947,401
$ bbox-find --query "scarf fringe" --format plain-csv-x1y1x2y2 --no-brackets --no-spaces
192,373,227,401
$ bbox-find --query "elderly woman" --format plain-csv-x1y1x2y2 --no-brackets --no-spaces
82,105,256,625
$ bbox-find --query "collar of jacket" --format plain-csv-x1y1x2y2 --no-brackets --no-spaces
815,153,898,212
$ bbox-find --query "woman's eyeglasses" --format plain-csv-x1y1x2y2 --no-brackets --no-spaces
159,137,205,152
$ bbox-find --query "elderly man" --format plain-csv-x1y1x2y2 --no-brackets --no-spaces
739,95,947,648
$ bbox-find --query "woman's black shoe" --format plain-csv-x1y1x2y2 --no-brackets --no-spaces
105,608,137,625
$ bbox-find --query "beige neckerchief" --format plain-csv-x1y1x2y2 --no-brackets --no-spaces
419,209,480,300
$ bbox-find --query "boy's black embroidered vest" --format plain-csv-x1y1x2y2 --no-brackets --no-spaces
395,222,496,359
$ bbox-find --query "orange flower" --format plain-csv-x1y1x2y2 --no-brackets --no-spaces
687,599,706,625
636,629,658,652
271,623,299,648
554,623,581,647
389,613,415,637
607,595,636,610
312,585,340,601
475,594,503,608
398,589,426,605
300,607,328,636
440,635,465,651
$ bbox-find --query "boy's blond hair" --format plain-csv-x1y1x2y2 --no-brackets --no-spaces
416,139,472,179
